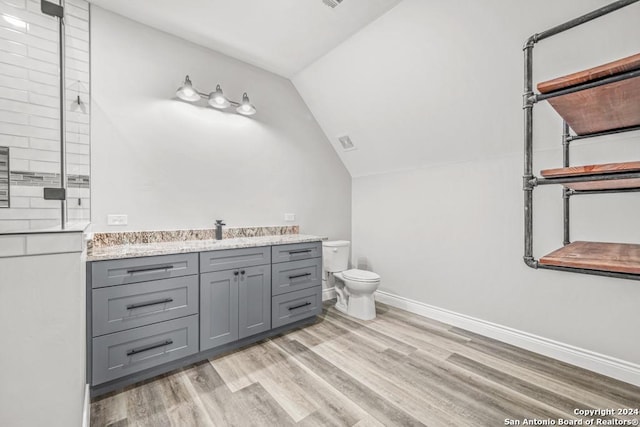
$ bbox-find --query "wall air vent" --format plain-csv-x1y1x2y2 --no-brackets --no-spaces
322,0,344,8
338,135,356,151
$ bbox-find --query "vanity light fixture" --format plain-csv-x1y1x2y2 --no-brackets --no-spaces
176,75,256,116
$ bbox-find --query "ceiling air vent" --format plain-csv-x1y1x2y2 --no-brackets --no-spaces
338,135,356,151
322,0,344,8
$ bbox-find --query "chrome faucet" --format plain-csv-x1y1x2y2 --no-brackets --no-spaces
215,220,225,240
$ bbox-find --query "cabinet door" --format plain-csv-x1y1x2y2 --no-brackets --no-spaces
200,270,239,351
238,265,271,339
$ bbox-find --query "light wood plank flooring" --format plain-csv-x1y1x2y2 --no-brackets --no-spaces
91,301,640,426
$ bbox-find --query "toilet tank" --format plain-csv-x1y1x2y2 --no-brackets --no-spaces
322,240,350,272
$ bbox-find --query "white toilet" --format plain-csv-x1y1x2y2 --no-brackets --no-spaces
322,240,381,320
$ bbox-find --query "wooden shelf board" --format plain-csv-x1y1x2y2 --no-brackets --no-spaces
541,161,640,191
537,53,640,94
541,161,640,178
536,53,640,135
540,241,640,275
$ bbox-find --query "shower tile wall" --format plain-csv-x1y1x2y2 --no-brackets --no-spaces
0,0,90,232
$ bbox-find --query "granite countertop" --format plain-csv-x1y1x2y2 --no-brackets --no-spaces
86,234,325,261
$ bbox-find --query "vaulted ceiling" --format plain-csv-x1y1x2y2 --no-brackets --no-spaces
87,0,403,78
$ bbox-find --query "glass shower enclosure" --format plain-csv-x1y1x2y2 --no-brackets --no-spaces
0,0,90,233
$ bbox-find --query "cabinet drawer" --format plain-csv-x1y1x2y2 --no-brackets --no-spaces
92,315,198,385
200,246,270,273
272,286,322,329
272,258,322,296
92,276,199,337
271,242,322,264
91,253,199,289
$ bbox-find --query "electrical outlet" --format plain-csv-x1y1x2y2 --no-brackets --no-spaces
107,214,128,226
284,213,296,222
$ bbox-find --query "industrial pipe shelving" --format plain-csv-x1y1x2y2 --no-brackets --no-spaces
522,0,640,280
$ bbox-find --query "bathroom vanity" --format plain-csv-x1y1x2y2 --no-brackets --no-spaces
86,235,323,396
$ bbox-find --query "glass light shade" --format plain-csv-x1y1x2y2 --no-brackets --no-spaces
176,75,200,102
208,85,230,109
236,92,256,116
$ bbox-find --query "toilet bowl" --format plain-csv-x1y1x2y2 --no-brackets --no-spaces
322,241,381,320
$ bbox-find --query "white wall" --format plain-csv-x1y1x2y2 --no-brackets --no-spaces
294,0,640,367
0,233,86,427
90,7,351,240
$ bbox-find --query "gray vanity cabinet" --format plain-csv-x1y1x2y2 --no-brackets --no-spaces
89,240,321,397
200,247,272,351
200,270,240,350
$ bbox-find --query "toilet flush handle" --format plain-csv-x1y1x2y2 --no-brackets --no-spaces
332,248,338,253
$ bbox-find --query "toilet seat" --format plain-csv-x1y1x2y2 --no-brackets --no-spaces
342,269,380,282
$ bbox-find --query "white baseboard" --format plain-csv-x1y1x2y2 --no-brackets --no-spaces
322,287,336,301
82,384,90,427
375,290,640,387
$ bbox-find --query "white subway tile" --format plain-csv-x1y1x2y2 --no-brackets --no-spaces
66,163,88,175
29,159,59,173
65,15,88,32
0,86,29,101
0,61,27,78
26,22,56,40
66,152,88,164
28,69,58,86
29,196,58,208
9,195,29,207
29,115,59,130
28,57,58,75
0,133,28,147
65,57,89,73
65,25,87,41
0,72,27,90
68,0,88,11
11,185,43,196
67,142,90,158
29,137,58,150
66,111,89,124
0,38,27,55
64,35,88,52
1,0,27,10
0,219,29,233
0,206,59,219
65,3,88,20
67,47,89,62
27,45,57,64
8,157,27,169
28,92,57,108
0,85,28,102
64,68,88,84
12,147,59,162
1,99,58,118
0,108,28,125
1,121,58,139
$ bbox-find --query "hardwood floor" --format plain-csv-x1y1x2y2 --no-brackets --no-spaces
91,301,640,426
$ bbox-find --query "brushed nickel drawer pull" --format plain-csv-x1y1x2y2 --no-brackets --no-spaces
126,339,173,356
126,265,174,274
288,273,311,280
288,249,312,255
288,302,311,311
126,298,174,310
